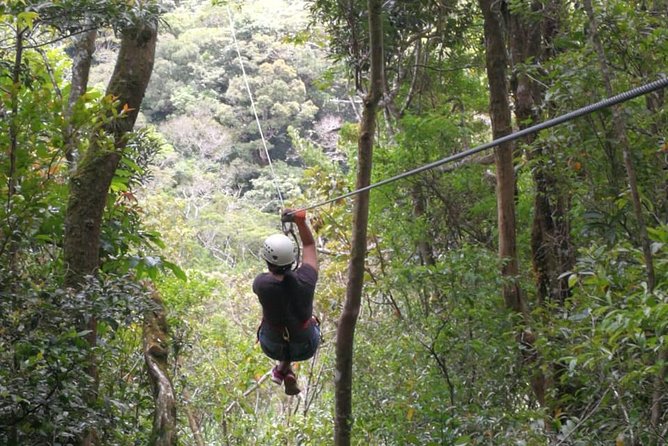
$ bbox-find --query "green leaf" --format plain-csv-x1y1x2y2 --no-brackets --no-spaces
163,260,187,281
568,273,578,289
454,435,471,445
110,177,128,192
17,11,39,29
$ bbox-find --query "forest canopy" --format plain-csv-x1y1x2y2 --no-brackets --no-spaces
1,0,667,445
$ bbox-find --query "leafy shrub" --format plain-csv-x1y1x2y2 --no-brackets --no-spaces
0,273,155,445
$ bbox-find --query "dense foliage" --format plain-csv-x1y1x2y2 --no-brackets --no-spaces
1,0,666,444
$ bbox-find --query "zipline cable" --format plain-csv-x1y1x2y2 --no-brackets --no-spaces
227,6,284,208
293,76,668,214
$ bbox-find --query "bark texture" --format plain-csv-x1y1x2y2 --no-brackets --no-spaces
4,26,25,271
507,0,574,414
65,29,98,165
62,20,158,446
64,21,158,288
478,0,526,315
334,0,383,444
509,1,571,305
143,290,177,446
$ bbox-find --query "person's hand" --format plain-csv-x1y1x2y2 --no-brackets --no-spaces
281,208,306,223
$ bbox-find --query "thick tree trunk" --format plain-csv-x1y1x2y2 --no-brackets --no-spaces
62,20,158,446
510,3,574,302
478,0,526,316
64,22,158,286
334,1,383,444
507,1,549,409
143,289,177,446
507,1,577,416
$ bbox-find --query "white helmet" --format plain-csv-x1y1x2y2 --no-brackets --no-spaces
262,234,296,266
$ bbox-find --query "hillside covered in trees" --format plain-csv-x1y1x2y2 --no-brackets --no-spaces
1,0,667,445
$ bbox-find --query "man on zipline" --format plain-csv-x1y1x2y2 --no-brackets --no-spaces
253,209,320,396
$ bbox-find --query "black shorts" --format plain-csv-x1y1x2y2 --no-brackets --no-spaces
258,324,320,362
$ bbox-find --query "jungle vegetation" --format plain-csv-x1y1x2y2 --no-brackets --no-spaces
1,0,667,445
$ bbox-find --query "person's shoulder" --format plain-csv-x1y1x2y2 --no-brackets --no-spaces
295,263,318,283
297,263,317,274
253,272,271,290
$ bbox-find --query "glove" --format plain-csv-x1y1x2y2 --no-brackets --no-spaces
281,208,306,223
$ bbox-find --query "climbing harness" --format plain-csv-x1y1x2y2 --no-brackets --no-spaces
262,316,319,343
257,316,320,362
286,76,668,216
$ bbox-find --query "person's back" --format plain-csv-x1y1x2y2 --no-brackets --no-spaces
253,262,317,342
253,209,319,395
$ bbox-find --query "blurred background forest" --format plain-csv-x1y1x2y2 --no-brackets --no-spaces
1,0,667,444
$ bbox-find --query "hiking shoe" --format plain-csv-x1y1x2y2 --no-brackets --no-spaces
283,371,301,396
271,366,285,385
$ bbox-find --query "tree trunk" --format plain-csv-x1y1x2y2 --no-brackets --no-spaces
583,0,655,293
143,288,177,446
62,19,158,446
509,3,574,303
65,28,98,166
4,26,26,272
480,0,566,415
182,387,206,446
411,183,436,316
509,2,550,305
507,1,578,415
334,0,383,444
411,184,436,268
478,0,526,316
64,23,158,286
583,0,662,433
506,1,549,409
5,27,27,446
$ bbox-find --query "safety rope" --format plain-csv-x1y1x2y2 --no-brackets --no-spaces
226,6,284,209
283,223,301,271
290,76,668,214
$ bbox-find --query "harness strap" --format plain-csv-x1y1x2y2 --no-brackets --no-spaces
259,316,319,343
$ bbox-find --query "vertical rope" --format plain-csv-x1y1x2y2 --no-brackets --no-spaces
226,6,284,208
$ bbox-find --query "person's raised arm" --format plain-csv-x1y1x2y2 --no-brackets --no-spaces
282,209,318,271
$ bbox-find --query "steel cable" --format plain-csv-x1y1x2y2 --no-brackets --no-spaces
293,76,668,214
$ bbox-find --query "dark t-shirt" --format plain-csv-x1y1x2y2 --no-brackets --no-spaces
253,264,318,334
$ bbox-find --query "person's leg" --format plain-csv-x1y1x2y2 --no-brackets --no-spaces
259,326,291,385
276,360,300,395
277,360,291,372
271,360,291,384
280,325,321,395
271,364,286,384
283,365,300,395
